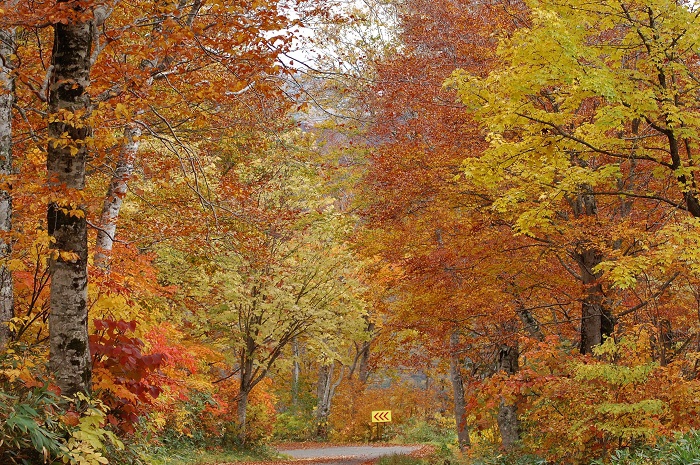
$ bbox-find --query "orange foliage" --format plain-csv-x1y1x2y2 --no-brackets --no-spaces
475,332,700,463
329,378,451,442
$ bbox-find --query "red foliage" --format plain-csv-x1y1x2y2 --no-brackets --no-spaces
90,318,166,433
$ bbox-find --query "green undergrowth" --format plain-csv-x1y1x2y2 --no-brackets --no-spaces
468,453,547,465
144,443,281,465
395,419,457,446
378,454,428,465
593,429,700,465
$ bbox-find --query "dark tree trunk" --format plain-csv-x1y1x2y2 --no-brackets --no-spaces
47,3,93,397
571,187,614,355
449,330,470,451
237,342,255,444
496,343,520,449
349,319,374,384
0,25,14,350
577,248,614,354
357,322,374,384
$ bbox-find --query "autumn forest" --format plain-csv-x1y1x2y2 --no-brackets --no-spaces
2,0,700,464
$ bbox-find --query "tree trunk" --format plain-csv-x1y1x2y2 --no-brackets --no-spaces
47,4,93,398
449,330,470,451
0,26,14,350
316,361,343,439
349,319,374,383
516,305,544,341
571,186,613,355
94,125,141,268
577,248,613,354
358,322,374,384
316,363,332,438
291,338,300,406
237,348,255,444
496,343,520,450
237,388,249,442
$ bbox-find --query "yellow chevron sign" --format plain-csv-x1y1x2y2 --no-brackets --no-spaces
371,410,392,422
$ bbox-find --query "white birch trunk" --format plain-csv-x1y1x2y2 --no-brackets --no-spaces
94,125,141,268
0,26,14,350
47,6,93,397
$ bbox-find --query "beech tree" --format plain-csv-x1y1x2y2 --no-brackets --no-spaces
47,1,109,397
449,0,700,354
91,0,296,268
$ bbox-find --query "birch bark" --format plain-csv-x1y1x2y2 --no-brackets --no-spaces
94,125,140,268
0,25,14,350
47,3,94,397
94,0,201,267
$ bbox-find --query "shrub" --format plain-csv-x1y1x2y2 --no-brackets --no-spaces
597,430,700,465
0,344,123,465
274,409,316,441
498,331,700,463
397,418,456,445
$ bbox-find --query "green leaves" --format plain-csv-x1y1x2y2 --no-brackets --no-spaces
0,381,63,461
60,395,123,465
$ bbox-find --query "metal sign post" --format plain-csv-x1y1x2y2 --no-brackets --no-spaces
371,410,392,441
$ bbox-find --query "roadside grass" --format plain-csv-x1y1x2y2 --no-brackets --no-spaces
377,454,427,465
145,444,283,465
396,419,457,446
467,453,547,465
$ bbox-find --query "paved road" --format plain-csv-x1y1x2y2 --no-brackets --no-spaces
278,445,422,464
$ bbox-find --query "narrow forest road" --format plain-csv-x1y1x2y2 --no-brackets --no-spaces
274,444,424,465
